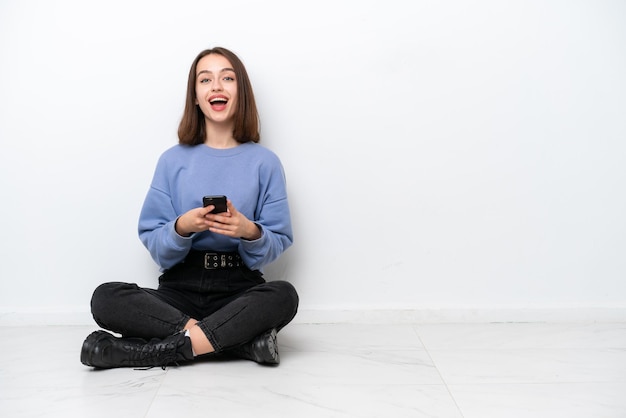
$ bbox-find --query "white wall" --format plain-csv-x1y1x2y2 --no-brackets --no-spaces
1,0,625,323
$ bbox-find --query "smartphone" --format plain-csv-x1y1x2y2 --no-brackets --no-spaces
202,195,227,214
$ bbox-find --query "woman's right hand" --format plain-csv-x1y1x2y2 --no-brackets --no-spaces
174,206,215,237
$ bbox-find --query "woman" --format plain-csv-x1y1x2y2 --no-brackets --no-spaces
80,47,299,369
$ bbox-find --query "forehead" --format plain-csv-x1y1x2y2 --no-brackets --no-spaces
196,54,234,74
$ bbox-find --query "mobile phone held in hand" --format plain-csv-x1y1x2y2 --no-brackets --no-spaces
202,195,227,214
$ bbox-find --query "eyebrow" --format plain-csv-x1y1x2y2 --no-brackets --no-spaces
196,68,236,77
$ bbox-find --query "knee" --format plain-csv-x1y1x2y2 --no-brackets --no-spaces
90,282,136,320
272,280,299,317
282,281,299,307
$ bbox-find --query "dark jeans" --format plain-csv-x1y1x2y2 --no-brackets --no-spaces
90,262,299,353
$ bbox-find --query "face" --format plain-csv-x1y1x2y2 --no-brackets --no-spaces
195,53,238,126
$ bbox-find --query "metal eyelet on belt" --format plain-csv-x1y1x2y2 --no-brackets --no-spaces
203,253,240,269
204,253,220,269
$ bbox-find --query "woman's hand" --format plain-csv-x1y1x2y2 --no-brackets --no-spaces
174,200,261,240
174,206,215,237
206,200,261,240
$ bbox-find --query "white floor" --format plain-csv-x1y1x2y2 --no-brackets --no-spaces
1,322,626,418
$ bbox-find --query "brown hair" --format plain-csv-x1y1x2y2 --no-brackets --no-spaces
178,47,260,145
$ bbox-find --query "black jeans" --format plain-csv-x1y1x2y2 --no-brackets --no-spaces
90,262,299,353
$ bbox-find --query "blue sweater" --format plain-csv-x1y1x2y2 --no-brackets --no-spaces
138,142,293,272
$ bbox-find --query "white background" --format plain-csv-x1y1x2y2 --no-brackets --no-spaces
1,0,625,321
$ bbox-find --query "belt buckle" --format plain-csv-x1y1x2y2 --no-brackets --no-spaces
203,253,221,269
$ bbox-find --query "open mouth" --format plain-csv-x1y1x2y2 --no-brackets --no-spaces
209,96,228,111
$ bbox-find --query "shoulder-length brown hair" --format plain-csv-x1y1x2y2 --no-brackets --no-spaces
178,47,260,145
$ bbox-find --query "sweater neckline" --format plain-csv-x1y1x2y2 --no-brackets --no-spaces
198,142,254,157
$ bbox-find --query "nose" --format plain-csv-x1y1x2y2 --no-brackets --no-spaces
211,79,223,92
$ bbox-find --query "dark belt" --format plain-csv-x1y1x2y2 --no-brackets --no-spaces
185,250,243,269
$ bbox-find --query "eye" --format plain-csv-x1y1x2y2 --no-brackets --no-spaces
223,76,235,82
199,77,211,84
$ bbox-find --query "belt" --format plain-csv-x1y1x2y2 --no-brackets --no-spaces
185,251,243,270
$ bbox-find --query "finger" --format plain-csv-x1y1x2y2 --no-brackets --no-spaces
202,205,215,216
208,225,237,237
226,199,238,215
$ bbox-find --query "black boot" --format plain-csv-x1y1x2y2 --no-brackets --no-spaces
80,330,194,369
231,328,280,365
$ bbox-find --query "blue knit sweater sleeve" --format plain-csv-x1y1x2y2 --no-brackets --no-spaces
138,143,293,272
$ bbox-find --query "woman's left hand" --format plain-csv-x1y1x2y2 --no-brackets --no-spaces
205,200,262,240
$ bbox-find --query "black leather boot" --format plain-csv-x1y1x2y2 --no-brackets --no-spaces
80,330,194,369
231,328,280,365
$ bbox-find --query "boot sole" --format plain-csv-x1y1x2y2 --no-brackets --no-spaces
80,330,111,368
253,329,280,365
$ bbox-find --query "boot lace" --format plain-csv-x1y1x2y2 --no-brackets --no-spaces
128,337,181,370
